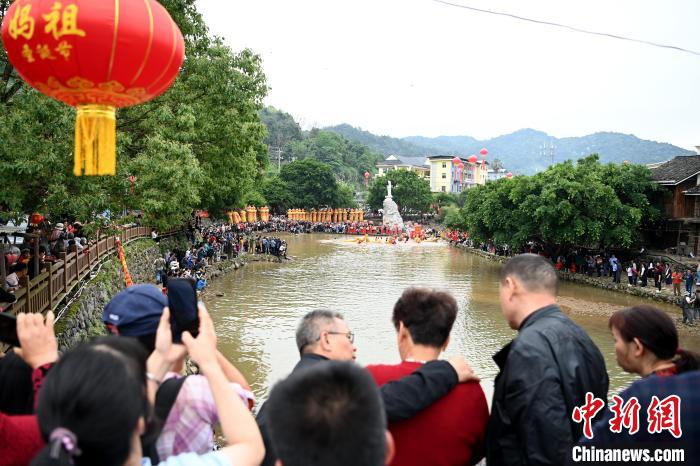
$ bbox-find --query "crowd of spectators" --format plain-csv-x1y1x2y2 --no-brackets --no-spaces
1,255,698,466
2,222,93,306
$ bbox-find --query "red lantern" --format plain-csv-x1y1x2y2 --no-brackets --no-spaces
30,212,45,226
2,0,185,176
451,156,461,165
506,172,513,179
364,171,370,179
457,162,464,170
480,148,488,156
468,155,477,163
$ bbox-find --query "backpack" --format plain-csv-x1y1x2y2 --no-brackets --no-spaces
142,376,187,464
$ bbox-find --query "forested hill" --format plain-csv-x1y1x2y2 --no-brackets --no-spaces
325,125,693,174
323,124,446,157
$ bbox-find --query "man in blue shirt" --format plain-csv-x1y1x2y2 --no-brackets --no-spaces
609,255,620,283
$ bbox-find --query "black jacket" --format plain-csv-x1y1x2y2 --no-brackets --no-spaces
257,353,458,466
486,305,609,466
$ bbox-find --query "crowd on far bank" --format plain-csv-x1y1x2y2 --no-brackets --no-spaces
445,229,700,326
1,254,699,466
221,215,441,238
152,221,291,291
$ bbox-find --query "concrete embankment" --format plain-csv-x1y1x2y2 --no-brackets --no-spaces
452,243,684,307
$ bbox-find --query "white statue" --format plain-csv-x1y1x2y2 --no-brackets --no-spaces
382,179,404,229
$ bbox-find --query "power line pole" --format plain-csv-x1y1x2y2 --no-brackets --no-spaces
269,146,283,172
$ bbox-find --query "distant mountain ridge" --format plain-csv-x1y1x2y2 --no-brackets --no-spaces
324,125,693,174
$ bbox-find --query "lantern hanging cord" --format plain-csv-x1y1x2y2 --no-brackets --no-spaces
430,0,700,58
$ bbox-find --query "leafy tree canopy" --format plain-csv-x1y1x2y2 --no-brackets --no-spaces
257,110,386,193
367,170,432,213
259,106,303,150
279,159,355,209
0,0,268,228
261,175,294,214
456,155,660,255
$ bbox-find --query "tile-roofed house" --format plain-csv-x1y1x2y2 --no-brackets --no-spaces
649,150,700,255
376,155,430,179
650,155,700,185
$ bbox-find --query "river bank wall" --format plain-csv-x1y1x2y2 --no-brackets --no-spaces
55,236,247,351
453,243,684,307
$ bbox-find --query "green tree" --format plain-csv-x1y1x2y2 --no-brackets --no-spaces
336,182,358,208
261,175,294,213
280,159,342,208
443,205,464,229
433,192,458,209
459,155,659,255
284,130,383,185
126,136,204,230
259,106,302,151
0,1,269,228
0,1,23,104
367,170,432,213
242,190,267,207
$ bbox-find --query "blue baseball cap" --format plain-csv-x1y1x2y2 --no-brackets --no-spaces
103,284,166,337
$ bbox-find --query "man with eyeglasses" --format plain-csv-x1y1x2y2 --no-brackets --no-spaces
256,309,477,466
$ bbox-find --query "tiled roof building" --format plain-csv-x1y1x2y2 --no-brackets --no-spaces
649,149,700,255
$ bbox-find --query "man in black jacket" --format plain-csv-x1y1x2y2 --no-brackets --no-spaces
487,254,609,466
257,309,474,466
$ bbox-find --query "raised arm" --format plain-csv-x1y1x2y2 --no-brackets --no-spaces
182,304,264,466
216,350,252,391
380,356,477,422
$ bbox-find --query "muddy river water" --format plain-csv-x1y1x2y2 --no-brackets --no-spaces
203,234,700,403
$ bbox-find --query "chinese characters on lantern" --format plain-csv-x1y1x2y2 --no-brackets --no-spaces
573,392,682,439
7,5,35,40
43,2,86,39
8,2,85,62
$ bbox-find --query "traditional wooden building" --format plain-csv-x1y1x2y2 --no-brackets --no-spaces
650,148,700,255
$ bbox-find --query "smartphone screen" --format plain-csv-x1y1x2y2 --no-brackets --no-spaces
167,278,199,343
0,314,21,347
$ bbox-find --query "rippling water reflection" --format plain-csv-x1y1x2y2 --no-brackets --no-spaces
204,234,700,403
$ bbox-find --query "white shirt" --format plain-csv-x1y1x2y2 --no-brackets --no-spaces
5,273,19,288
142,452,230,466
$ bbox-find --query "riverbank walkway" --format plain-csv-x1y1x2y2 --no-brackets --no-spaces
452,244,691,307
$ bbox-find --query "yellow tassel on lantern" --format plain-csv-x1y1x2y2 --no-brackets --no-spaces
74,105,117,176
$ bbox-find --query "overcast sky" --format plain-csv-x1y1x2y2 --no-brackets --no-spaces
197,0,699,149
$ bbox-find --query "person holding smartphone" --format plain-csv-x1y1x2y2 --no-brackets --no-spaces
102,284,254,462
30,305,265,466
